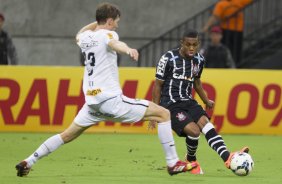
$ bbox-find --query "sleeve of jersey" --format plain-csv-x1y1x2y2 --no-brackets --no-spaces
76,32,85,47
155,53,169,81
197,59,205,79
76,31,91,49
105,31,119,45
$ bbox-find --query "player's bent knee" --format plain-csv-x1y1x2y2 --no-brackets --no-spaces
146,102,170,122
158,106,170,122
197,115,209,129
184,123,201,137
190,129,201,137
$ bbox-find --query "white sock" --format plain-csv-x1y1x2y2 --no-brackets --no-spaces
25,134,64,167
202,122,214,135
158,121,179,167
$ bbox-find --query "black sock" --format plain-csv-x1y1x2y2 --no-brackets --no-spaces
185,136,199,162
205,128,230,162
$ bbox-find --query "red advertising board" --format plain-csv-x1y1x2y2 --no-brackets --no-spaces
0,66,281,134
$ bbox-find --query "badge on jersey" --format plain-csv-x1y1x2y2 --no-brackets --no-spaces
176,112,187,121
107,33,114,39
192,64,200,76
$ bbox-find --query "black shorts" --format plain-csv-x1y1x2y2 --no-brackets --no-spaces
167,100,209,137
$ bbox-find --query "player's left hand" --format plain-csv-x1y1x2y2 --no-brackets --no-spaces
148,121,157,130
205,100,214,110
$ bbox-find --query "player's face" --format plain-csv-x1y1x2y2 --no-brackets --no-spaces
180,37,199,58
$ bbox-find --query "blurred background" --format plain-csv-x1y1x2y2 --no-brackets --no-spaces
1,0,281,68
0,0,214,66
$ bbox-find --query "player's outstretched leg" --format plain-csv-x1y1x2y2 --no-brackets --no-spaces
15,134,64,177
199,117,249,169
15,123,87,177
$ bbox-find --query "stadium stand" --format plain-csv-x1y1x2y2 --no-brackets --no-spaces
138,0,282,69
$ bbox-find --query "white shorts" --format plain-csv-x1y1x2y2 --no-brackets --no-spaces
74,95,149,127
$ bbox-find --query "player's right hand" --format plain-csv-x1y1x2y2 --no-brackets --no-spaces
205,100,214,110
127,49,139,61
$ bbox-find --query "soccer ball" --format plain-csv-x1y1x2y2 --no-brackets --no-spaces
230,152,254,176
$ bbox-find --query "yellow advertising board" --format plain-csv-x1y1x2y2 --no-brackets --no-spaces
0,66,281,135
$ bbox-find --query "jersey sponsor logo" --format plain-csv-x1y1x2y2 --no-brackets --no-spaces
107,33,114,39
80,40,98,50
173,73,186,79
88,111,114,118
86,88,102,96
157,55,168,77
172,73,194,81
176,112,187,121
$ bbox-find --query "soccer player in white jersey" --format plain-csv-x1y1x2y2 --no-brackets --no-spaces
15,3,197,177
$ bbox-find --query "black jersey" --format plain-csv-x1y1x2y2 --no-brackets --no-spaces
155,48,205,107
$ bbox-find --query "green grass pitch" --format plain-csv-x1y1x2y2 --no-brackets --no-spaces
1,132,281,184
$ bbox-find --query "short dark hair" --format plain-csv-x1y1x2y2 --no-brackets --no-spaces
96,3,121,24
183,29,199,39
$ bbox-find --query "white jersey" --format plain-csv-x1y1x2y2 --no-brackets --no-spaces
77,29,122,104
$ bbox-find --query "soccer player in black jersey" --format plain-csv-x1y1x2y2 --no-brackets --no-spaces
152,29,249,174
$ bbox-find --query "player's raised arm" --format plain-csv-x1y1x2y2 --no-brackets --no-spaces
77,21,98,34
75,22,98,43
108,39,139,61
